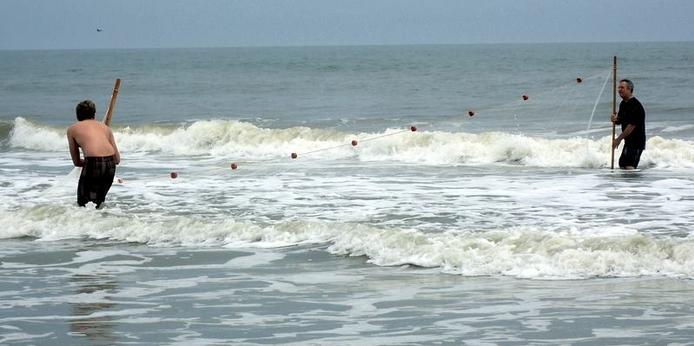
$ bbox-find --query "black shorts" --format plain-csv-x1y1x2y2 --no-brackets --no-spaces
78,156,117,208
618,147,643,169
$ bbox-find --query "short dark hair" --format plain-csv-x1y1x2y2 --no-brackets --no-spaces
620,79,634,92
75,100,96,121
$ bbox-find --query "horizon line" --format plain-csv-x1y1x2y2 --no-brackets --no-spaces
2,40,693,52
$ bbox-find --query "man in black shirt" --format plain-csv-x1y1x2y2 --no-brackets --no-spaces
611,79,646,169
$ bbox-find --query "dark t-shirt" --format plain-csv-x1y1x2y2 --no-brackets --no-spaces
617,97,646,149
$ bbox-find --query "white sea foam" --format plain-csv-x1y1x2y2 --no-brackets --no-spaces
0,332,54,344
8,117,694,168
4,116,694,280
2,206,693,280
8,117,65,152
661,124,694,133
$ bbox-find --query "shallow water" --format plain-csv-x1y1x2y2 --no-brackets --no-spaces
2,43,694,344
2,241,694,345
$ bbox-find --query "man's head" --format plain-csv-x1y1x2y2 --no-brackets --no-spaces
618,79,634,100
75,100,96,121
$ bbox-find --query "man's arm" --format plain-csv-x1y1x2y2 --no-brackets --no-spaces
66,128,83,167
613,124,636,149
108,128,121,165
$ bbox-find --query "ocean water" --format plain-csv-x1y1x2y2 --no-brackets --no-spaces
1,43,694,344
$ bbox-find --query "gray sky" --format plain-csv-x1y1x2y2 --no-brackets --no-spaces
1,0,692,50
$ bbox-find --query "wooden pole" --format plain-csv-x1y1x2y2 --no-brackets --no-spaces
103,79,121,126
611,57,617,169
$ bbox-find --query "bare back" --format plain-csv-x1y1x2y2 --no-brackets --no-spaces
67,119,121,166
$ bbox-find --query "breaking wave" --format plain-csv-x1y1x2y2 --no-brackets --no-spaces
7,117,694,168
2,205,693,280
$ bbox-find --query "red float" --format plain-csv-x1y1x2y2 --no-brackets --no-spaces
410,126,417,132
230,163,238,170
351,140,358,146
522,94,529,101
468,110,475,117
170,172,178,179
291,153,298,159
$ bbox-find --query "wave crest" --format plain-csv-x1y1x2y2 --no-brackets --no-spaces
3,205,693,279
7,117,694,168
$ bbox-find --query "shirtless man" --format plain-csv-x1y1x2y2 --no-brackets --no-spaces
67,100,121,208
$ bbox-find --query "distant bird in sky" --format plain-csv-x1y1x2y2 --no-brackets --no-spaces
96,28,103,32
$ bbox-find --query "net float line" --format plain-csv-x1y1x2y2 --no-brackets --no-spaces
160,126,419,175
289,126,418,160
461,72,606,119
153,71,607,179
163,71,601,178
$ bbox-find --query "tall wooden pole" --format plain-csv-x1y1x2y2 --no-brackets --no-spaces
103,79,121,127
611,57,617,169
